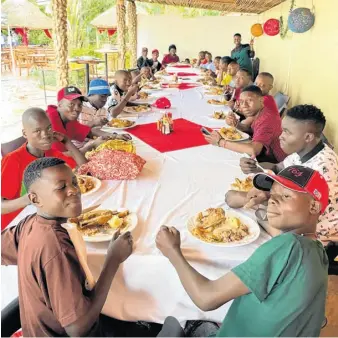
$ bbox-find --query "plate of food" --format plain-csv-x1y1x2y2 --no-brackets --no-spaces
204,87,224,96
69,208,138,242
77,175,102,196
106,118,136,130
231,177,254,192
219,127,250,142
123,105,151,114
187,207,260,247
211,111,226,120
207,99,227,106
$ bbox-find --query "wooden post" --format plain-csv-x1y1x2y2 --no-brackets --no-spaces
116,0,126,69
51,0,69,87
127,0,137,68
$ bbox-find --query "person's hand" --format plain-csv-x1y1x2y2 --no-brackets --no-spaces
204,130,222,146
114,133,132,141
92,116,108,127
53,131,69,144
228,99,236,110
226,112,238,127
127,84,139,97
107,230,133,264
132,73,142,85
244,187,269,210
250,38,254,47
234,101,240,112
86,136,105,149
239,157,263,174
156,226,181,259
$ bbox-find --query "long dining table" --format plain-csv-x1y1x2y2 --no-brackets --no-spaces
1,66,270,325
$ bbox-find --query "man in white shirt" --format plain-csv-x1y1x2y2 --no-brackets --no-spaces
227,104,338,242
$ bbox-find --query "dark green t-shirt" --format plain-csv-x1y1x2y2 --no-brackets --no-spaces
216,233,328,337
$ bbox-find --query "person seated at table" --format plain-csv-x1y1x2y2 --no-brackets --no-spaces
229,68,252,104
1,157,134,337
1,108,88,230
254,72,279,115
79,78,111,127
156,165,329,337
227,60,240,87
216,56,233,86
162,44,180,67
226,105,338,242
140,66,156,81
151,49,162,73
106,70,139,117
137,47,153,69
201,52,216,73
213,56,221,75
205,85,286,163
46,86,131,152
184,58,190,65
196,51,207,67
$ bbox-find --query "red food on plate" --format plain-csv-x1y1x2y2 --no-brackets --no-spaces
77,149,146,180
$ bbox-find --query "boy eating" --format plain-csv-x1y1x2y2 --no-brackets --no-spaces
107,70,140,117
1,108,88,230
228,105,338,242
2,157,134,337
156,165,329,337
205,85,286,163
46,86,131,152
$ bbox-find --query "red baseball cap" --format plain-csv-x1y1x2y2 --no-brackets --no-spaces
152,97,171,109
152,49,159,54
57,86,87,102
253,165,329,214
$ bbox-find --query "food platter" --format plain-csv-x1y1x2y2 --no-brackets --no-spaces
105,118,137,130
69,208,138,242
77,175,102,196
219,127,250,142
123,105,151,114
187,208,260,247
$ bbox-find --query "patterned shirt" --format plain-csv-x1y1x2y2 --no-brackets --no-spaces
107,83,125,108
283,143,338,240
79,101,109,126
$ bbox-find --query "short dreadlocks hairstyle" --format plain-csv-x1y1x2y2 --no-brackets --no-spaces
23,157,66,192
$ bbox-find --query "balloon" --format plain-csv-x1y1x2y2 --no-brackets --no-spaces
251,23,263,37
288,8,315,33
263,19,280,36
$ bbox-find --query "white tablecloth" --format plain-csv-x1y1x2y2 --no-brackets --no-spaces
2,70,270,325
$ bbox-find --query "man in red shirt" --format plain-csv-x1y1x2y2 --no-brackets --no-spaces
205,85,286,163
46,86,131,152
254,72,279,116
1,108,89,230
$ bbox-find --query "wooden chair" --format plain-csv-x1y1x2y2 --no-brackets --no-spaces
14,51,33,76
1,51,12,73
1,136,26,157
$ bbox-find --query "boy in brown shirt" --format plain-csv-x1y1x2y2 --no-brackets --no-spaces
1,157,133,337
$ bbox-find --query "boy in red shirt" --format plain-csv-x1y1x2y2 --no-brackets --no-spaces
255,72,279,116
205,85,286,163
1,108,89,230
46,86,131,152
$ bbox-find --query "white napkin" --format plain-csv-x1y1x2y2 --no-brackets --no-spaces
62,223,96,290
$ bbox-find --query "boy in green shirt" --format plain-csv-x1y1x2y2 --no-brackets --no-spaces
156,165,329,337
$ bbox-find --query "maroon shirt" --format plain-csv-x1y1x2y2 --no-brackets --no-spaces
263,95,279,116
1,214,96,337
161,54,180,67
252,107,286,163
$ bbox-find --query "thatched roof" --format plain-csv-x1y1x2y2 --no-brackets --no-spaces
1,0,53,29
135,0,286,14
90,5,148,29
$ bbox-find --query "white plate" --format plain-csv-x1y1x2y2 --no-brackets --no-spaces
78,175,102,196
220,129,250,142
123,106,151,114
187,209,260,247
103,119,138,130
82,208,138,243
209,103,227,107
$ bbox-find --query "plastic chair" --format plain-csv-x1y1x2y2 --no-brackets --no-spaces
274,92,290,116
252,57,260,80
1,137,26,157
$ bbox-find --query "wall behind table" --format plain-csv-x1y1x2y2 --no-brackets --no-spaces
137,14,258,60
255,0,338,150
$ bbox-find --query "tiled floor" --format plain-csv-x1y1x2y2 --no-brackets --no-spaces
1,71,57,143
